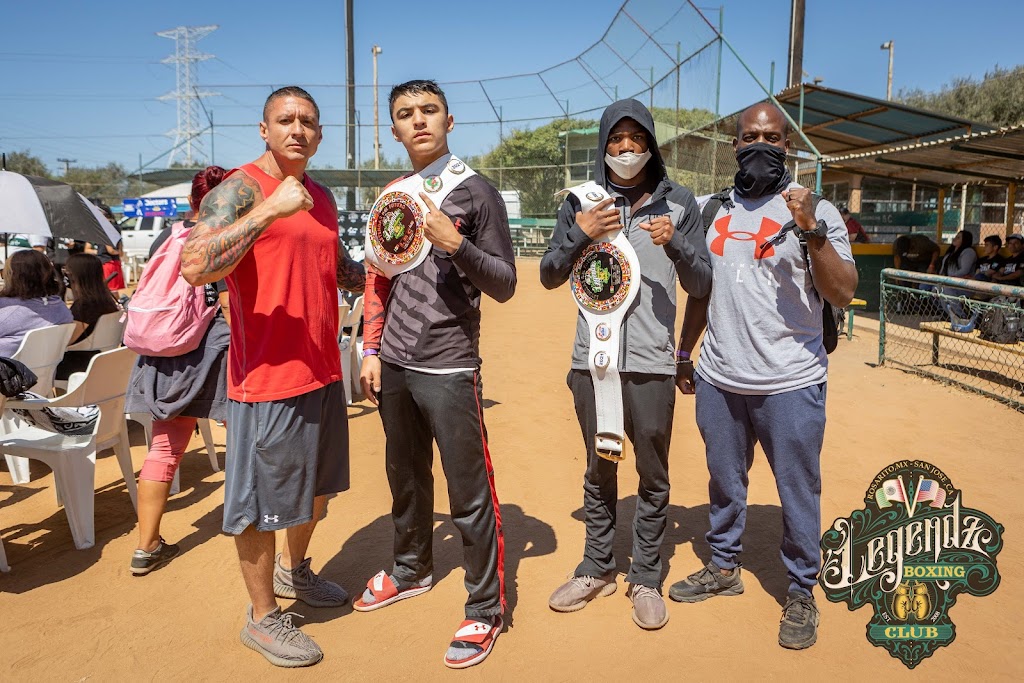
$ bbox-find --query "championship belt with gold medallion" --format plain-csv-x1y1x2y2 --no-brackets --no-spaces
364,153,475,278
562,181,641,462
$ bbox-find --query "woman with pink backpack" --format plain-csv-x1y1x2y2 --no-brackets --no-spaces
124,166,230,575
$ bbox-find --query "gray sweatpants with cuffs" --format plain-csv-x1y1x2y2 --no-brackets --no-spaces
568,370,675,590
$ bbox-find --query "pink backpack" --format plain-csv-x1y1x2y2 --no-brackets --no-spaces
123,221,218,357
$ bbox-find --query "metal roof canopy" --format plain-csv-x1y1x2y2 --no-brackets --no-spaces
700,83,990,157
823,124,1024,186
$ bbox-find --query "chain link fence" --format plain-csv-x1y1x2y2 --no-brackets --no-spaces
879,269,1024,411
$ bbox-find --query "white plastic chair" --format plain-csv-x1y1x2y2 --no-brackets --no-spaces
65,310,125,353
338,296,364,404
11,323,77,397
125,413,220,496
53,312,127,391
0,347,138,550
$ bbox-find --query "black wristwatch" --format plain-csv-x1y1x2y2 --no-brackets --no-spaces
797,219,829,243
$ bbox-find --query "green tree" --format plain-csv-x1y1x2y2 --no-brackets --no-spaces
483,118,596,218
3,150,51,177
650,106,716,131
898,65,1024,128
63,163,133,205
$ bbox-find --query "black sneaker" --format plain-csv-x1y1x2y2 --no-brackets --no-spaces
668,561,744,603
779,591,819,650
130,538,180,575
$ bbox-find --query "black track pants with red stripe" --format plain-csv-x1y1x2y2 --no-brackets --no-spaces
379,361,505,618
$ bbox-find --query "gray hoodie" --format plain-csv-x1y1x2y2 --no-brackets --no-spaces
540,99,712,375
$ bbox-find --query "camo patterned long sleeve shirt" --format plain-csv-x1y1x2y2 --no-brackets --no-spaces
362,174,516,370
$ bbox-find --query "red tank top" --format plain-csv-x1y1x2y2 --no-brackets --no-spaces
224,163,341,402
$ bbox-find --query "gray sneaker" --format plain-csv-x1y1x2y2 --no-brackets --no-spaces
273,554,348,607
548,573,617,612
240,605,323,667
779,591,819,650
668,561,744,603
130,538,180,575
628,584,669,630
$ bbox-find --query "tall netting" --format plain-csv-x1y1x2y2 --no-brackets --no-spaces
208,1,747,221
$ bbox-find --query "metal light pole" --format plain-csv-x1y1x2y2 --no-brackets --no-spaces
372,44,382,170
881,40,894,100
344,0,355,209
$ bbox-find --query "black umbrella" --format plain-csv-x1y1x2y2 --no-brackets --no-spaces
0,168,121,252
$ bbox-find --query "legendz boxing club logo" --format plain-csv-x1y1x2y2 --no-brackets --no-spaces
819,461,1003,668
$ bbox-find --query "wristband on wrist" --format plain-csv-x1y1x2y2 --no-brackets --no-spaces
675,349,691,359
362,348,379,358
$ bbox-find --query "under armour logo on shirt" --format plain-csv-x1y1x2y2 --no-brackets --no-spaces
264,514,279,524
710,214,783,260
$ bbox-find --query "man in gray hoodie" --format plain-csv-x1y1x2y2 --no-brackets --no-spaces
540,99,711,630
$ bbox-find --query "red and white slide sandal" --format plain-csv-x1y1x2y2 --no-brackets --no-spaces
352,570,432,612
443,616,503,669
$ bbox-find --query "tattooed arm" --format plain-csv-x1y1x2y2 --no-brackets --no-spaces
318,183,366,292
180,172,312,286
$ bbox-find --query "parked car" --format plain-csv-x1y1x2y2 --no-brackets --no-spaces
118,215,168,261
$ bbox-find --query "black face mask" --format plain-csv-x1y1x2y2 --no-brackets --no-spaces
734,142,791,198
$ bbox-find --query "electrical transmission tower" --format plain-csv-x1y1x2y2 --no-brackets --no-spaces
157,25,219,167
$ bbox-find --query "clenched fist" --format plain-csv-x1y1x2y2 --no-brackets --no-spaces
266,176,314,220
639,215,675,246
781,187,816,232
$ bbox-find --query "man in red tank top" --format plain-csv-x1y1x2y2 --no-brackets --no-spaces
181,86,365,668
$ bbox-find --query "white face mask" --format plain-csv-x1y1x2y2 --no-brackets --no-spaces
604,150,652,180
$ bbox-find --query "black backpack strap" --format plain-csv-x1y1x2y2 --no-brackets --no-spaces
702,187,735,234
799,193,825,300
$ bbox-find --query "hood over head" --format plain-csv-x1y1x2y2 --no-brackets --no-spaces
593,99,666,188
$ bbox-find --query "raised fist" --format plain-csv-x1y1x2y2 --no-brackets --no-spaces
266,176,314,219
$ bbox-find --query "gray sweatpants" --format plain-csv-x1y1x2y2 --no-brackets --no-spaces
568,370,675,589
694,373,825,596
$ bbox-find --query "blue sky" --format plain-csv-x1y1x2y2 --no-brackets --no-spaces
1,0,1018,177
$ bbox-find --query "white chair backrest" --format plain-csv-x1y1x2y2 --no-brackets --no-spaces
66,311,125,352
337,303,351,335
55,347,136,443
12,323,76,393
344,296,364,330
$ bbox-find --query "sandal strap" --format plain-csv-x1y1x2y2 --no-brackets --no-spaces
452,618,497,645
365,570,398,601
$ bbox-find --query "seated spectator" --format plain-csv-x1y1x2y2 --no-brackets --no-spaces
974,235,1004,282
893,233,940,273
841,207,870,243
939,231,978,279
992,233,1024,286
0,250,73,357
84,201,126,292
55,253,122,380
937,231,978,328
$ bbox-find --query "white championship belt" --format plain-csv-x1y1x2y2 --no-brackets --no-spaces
562,181,641,462
364,154,475,278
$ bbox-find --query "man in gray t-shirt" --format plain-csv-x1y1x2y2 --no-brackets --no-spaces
667,103,858,651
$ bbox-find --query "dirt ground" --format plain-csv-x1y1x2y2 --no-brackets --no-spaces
2,260,1022,681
